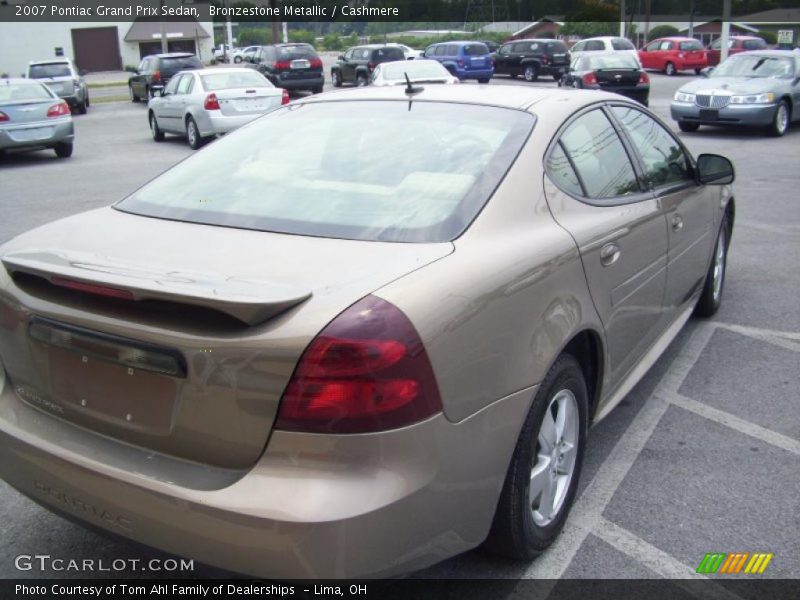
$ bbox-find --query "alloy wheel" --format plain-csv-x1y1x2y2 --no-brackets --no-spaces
530,389,579,527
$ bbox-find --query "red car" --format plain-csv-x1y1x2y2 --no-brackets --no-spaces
706,35,768,66
638,37,708,75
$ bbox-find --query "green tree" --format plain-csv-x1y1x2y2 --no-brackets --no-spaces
647,25,680,41
236,28,270,46
560,22,619,38
289,29,316,45
322,34,344,51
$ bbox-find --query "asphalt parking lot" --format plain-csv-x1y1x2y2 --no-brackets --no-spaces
0,71,798,584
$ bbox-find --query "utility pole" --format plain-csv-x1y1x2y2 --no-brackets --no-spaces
619,0,626,38
720,0,731,63
688,0,695,39
270,0,280,44
225,0,234,61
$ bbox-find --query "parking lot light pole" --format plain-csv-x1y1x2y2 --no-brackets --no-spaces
159,0,168,54
720,0,731,63
619,0,626,38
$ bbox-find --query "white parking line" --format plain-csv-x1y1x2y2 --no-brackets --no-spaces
666,392,800,456
715,322,800,353
524,322,717,580
593,517,746,600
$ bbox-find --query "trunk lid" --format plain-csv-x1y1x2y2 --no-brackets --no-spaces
0,99,58,125
216,87,283,117
0,208,452,468
596,68,641,87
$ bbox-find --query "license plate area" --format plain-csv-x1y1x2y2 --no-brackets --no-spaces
699,109,719,121
10,127,53,142
290,59,310,69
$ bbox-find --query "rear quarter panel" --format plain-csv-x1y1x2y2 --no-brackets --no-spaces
375,99,605,423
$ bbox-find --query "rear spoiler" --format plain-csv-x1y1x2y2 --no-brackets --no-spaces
2,250,312,326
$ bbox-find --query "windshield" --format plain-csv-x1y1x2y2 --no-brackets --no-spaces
201,71,272,91
713,55,795,78
117,101,534,243
0,81,54,102
382,61,449,81
28,63,71,78
587,54,639,69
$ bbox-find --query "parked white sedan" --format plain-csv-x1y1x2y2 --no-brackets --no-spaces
147,68,288,149
370,59,459,86
569,36,642,67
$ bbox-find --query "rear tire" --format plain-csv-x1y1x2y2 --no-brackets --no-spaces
312,86,323,94
129,85,140,103
186,117,204,150
149,112,164,142
234,56,242,64
767,100,790,137
54,142,73,158
678,121,700,132
664,61,676,76
478,78,490,84
553,73,562,82
694,68,702,75
485,354,588,559
356,72,368,87
523,64,539,82
694,216,730,318
77,99,87,115
332,70,342,88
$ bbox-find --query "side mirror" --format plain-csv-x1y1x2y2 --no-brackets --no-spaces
700,67,714,77
696,154,734,185
151,85,165,97
338,55,345,61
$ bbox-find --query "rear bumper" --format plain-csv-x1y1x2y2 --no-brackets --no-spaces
454,68,494,80
272,74,324,91
195,111,264,136
0,371,533,579
671,101,776,126
594,85,650,105
0,118,74,151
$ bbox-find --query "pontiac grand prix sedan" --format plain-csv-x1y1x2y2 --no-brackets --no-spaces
671,50,800,136
0,85,735,579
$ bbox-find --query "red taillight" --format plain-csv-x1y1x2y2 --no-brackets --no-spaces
152,70,161,84
275,295,443,434
46,102,70,118
367,62,376,72
274,60,291,70
309,57,322,69
639,71,650,84
542,56,549,64
204,93,220,110
0,111,8,122
281,88,290,105
582,72,598,86
50,276,135,300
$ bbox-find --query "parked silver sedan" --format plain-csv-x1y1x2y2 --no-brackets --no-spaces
147,68,288,149
671,50,800,136
370,59,460,86
0,78,74,158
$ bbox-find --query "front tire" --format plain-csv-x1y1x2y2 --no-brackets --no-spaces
694,216,730,318
664,61,676,76
485,354,588,559
678,121,700,132
234,56,242,64
767,100,790,137
523,64,539,82
149,112,164,142
54,142,73,158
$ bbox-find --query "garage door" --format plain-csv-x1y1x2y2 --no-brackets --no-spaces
71,27,122,72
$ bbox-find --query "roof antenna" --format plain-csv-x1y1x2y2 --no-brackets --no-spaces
404,72,423,111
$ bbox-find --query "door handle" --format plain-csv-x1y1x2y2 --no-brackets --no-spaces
672,215,684,232
600,242,621,267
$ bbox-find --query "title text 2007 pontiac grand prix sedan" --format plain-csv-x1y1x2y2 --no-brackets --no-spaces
0,84,734,579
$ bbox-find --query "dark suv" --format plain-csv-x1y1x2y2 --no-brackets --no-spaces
331,45,406,87
493,39,570,81
248,43,324,93
128,53,202,101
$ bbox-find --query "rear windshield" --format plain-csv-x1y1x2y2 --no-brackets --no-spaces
586,54,639,69
200,71,272,91
611,38,635,50
546,41,568,53
463,43,490,56
382,61,449,81
160,56,202,70
371,47,405,61
117,101,535,243
679,40,703,51
277,45,317,59
0,81,54,101
28,63,71,78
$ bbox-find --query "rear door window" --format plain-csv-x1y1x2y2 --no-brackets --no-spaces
584,40,606,51
612,38,635,50
546,143,583,196
177,74,194,95
557,109,640,200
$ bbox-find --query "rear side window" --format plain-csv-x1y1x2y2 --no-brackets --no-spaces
546,144,583,196
434,46,447,57
161,56,202,70
463,43,489,56
446,45,459,56
612,38,635,50
557,109,639,200
743,39,767,50
659,41,673,50
118,101,536,243
373,47,405,61
28,63,71,78
679,40,703,51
